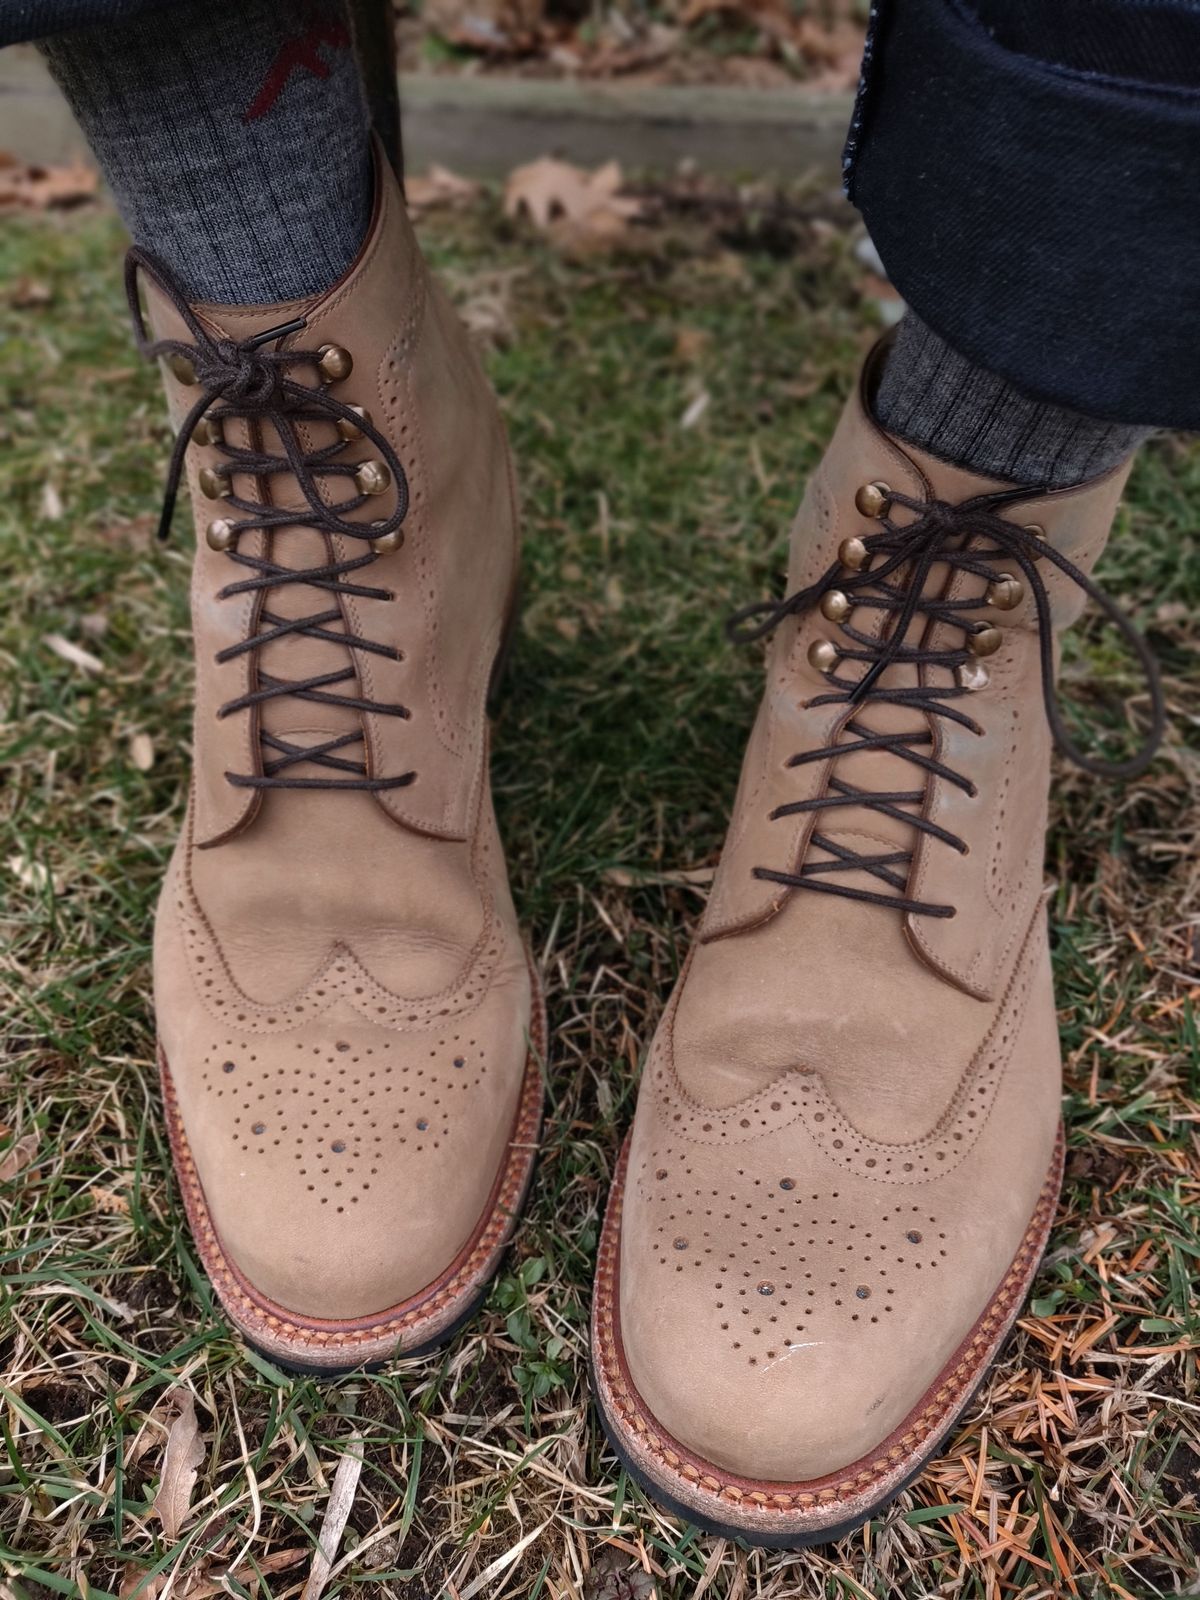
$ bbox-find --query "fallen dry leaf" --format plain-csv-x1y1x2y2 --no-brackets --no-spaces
779,373,824,401
301,1437,364,1600
503,157,642,252
97,513,158,550
119,1566,165,1600
503,155,582,229
151,1388,206,1542
444,264,522,352
91,1186,132,1216
186,1546,308,1598
8,855,52,893
674,326,711,363
459,290,514,349
604,865,714,890
45,634,104,676
584,1548,659,1600
40,481,63,521
8,277,53,308
678,0,735,26
680,386,711,430
0,152,98,211
424,0,545,54
795,15,866,90
129,732,156,772
405,163,481,213
0,1133,39,1182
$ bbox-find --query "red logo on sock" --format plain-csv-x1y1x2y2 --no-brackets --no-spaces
243,11,352,123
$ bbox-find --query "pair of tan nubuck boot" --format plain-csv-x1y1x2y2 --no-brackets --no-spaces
135,150,1162,1548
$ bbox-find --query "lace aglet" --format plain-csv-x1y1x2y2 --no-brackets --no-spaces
246,316,308,351
155,489,177,544
849,658,885,703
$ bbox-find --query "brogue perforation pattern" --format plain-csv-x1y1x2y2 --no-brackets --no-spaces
636,1153,950,1365
200,1029,491,1213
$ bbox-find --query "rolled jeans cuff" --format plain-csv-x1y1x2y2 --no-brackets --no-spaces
845,0,1200,429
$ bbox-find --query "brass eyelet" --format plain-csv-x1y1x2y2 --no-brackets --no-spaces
166,352,196,385
198,465,230,500
370,521,404,555
318,344,353,382
192,415,224,448
337,405,370,442
854,480,891,519
969,625,1002,658
838,536,869,571
986,574,1024,611
354,460,391,496
807,638,839,673
205,518,235,551
819,589,851,622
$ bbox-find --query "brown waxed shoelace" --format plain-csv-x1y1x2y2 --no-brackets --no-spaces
126,247,413,794
727,485,1166,919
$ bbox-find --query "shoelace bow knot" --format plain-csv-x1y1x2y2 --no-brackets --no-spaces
127,248,414,794
727,485,1165,918
189,337,285,410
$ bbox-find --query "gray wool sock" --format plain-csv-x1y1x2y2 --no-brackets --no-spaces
40,0,371,305
875,314,1155,488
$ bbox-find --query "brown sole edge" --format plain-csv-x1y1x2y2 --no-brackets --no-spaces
591,1123,1064,1547
160,957,546,1373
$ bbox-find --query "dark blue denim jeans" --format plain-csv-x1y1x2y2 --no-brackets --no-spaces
846,0,1200,426
7,0,1200,426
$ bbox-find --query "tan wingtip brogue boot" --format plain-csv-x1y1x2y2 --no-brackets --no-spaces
134,144,543,1372
592,345,1163,1542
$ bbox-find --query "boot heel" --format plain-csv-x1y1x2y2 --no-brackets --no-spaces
488,576,522,708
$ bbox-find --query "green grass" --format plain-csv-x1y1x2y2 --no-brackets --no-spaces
1,199,1198,1599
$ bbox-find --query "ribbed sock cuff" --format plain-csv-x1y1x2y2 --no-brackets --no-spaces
875,314,1155,488
39,0,371,305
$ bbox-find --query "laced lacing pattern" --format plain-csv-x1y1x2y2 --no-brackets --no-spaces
727,485,1165,918
127,247,413,793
